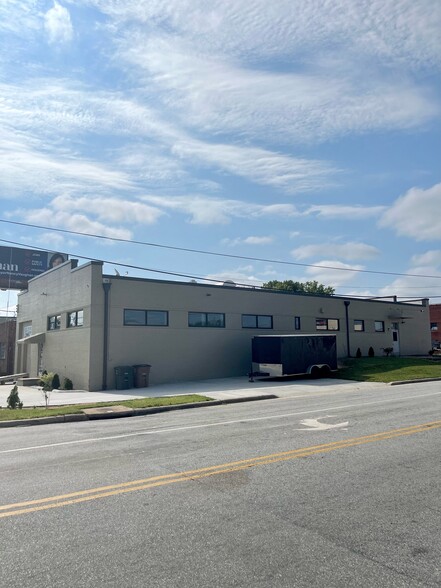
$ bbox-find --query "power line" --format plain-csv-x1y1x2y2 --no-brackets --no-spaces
1,218,440,280
0,237,439,302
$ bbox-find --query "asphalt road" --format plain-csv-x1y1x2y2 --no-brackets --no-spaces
0,381,440,587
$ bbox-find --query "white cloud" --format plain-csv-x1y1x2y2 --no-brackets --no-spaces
44,2,73,45
203,265,262,286
292,242,380,261
51,195,164,225
411,250,441,266
172,139,337,192
100,0,441,69
141,195,299,224
15,209,133,240
222,236,274,247
0,129,134,199
379,183,441,241
305,204,386,219
305,260,364,286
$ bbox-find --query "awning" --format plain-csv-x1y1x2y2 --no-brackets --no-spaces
17,332,46,344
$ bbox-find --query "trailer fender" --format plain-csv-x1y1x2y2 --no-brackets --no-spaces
308,364,331,378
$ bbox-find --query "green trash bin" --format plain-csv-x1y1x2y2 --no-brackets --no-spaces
133,364,151,388
114,366,135,390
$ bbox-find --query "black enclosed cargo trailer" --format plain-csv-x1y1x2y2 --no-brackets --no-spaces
251,334,338,378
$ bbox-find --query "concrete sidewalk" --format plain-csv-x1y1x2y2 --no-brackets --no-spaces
0,376,385,408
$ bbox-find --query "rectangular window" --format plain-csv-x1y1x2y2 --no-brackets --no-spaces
146,310,168,326
316,318,339,331
375,321,385,332
124,309,168,326
48,315,61,331
241,314,273,329
0,342,5,360
23,324,32,338
189,312,225,328
294,316,301,330
68,310,84,328
354,319,364,332
431,322,438,331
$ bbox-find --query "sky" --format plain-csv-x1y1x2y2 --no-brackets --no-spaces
0,0,440,315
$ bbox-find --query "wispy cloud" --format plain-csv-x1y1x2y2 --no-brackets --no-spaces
122,36,437,144
172,139,337,192
379,183,441,241
141,195,299,224
292,242,380,261
222,236,274,247
0,130,134,199
304,204,386,219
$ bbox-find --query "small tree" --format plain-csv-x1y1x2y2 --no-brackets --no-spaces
40,372,54,391
368,346,375,358
52,373,60,390
355,347,362,358
7,385,23,409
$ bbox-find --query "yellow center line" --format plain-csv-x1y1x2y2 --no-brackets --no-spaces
1,419,440,519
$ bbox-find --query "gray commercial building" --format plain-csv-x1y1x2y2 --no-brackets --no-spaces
15,259,431,391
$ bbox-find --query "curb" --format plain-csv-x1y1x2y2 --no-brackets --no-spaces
389,377,441,386
0,394,278,428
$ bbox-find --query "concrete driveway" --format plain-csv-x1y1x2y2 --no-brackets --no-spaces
0,376,385,408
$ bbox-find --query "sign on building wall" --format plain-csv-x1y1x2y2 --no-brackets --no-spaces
0,246,68,290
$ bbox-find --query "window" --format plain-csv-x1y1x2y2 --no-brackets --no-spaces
294,316,301,330
0,343,5,360
188,312,225,328
68,310,84,328
23,324,32,338
316,318,339,331
431,322,438,331
375,321,385,332
354,319,364,332
241,314,273,329
124,309,168,326
48,315,61,331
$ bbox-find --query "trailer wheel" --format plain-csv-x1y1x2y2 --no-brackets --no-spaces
320,365,331,377
310,365,320,379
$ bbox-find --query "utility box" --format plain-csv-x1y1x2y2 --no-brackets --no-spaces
133,364,151,388
252,334,338,378
114,366,135,390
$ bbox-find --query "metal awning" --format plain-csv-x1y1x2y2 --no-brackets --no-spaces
17,332,45,344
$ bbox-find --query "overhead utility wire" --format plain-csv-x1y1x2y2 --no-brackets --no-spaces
1,218,440,281
0,238,437,301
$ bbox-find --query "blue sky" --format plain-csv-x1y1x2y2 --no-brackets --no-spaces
1,0,440,315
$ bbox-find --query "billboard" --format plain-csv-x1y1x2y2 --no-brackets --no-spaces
0,246,68,290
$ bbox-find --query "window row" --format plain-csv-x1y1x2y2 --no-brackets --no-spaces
122,310,386,332
48,310,83,331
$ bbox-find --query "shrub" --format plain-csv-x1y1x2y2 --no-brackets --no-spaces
355,348,362,358
382,347,393,357
63,377,73,390
368,346,375,358
7,385,23,409
52,373,60,390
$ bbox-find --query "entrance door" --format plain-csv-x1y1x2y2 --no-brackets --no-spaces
392,329,400,355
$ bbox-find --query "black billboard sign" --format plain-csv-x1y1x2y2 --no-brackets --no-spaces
0,246,68,290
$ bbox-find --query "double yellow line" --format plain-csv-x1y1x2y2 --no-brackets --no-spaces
1,420,440,519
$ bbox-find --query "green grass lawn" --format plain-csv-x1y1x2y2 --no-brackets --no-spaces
0,394,212,421
338,357,441,383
